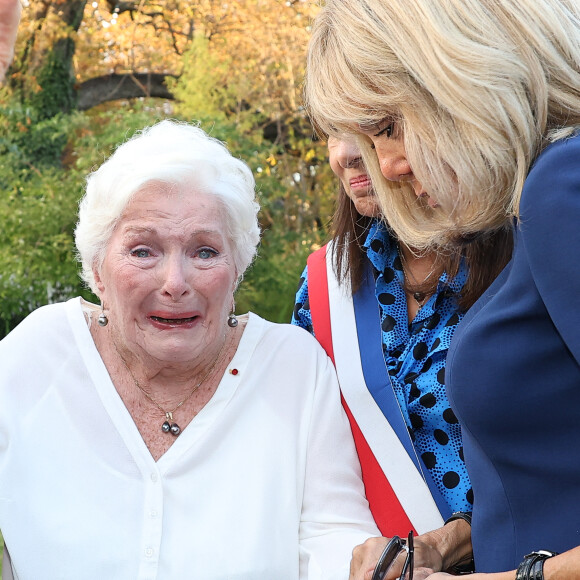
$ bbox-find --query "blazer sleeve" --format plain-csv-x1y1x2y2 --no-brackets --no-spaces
519,134,580,366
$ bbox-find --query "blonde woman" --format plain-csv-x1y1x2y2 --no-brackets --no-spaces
292,136,509,540
305,0,580,579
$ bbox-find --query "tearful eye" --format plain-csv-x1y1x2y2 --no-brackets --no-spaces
131,248,150,258
198,248,217,259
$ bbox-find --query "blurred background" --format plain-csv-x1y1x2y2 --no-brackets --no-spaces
0,0,337,338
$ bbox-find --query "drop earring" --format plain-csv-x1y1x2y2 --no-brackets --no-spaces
97,305,109,327
227,302,238,327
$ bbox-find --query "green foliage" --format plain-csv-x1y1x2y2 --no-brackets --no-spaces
0,101,84,335
0,97,81,329
0,97,166,337
169,37,235,123
28,47,77,120
1,109,70,167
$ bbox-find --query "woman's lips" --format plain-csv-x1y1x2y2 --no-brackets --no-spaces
349,174,372,191
149,313,199,328
152,316,195,324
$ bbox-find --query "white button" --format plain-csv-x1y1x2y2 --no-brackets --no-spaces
145,547,154,558
150,473,158,482
149,510,158,518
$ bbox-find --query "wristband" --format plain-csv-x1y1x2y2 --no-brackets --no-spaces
530,559,545,580
515,550,558,580
444,511,472,527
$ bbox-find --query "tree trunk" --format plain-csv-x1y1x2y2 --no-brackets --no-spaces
18,0,88,117
77,73,177,110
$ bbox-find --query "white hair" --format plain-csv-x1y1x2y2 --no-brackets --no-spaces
75,120,261,293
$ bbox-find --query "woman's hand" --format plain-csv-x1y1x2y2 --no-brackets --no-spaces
349,519,473,580
349,535,442,580
349,536,388,580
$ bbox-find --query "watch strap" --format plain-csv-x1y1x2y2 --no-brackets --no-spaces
444,511,472,527
516,550,558,580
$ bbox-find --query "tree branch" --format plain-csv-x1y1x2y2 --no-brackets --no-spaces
76,72,177,110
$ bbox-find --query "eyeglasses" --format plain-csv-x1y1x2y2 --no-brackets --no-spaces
371,530,414,580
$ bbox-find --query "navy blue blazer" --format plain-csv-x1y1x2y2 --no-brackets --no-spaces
447,132,580,572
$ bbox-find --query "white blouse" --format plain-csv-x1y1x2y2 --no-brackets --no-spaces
0,298,379,580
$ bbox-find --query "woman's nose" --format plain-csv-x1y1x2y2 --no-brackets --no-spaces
336,139,363,168
378,149,413,182
161,256,190,300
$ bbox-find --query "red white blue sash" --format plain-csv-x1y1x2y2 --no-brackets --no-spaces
307,244,444,536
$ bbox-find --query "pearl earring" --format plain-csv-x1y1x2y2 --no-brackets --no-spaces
227,301,238,327
97,305,108,327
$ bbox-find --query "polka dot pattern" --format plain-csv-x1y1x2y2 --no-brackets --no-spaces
292,220,473,514
365,221,473,513
292,273,313,334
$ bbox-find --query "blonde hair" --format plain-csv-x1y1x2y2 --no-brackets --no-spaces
305,0,580,248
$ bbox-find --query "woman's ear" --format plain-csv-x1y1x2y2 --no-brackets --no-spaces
93,265,105,295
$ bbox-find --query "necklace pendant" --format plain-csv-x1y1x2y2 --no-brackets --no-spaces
163,411,181,436
161,420,181,436
413,292,426,304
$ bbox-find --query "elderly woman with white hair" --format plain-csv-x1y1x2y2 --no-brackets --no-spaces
0,120,379,580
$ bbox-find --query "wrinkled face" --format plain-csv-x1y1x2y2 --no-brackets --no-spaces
328,135,379,217
358,119,439,208
94,185,237,364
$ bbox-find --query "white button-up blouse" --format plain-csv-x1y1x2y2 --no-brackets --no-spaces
0,298,379,579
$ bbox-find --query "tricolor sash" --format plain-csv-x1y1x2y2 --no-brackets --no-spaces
307,244,444,536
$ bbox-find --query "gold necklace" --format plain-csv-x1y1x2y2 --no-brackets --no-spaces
116,335,228,437
398,245,438,307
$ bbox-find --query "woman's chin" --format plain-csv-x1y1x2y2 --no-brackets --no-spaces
140,331,209,364
149,344,200,364
353,197,380,217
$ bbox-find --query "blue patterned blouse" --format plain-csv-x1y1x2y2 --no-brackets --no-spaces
292,219,473,514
